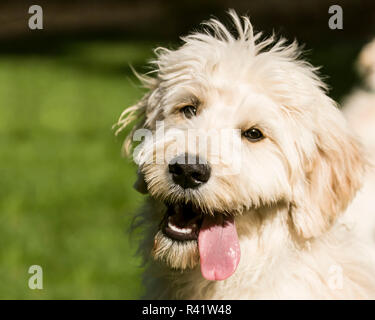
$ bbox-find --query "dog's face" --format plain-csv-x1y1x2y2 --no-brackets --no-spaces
117,12,364,281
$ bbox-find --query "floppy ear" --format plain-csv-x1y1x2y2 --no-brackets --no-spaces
114,69,163,152
114,73,162,193
290,109,365,239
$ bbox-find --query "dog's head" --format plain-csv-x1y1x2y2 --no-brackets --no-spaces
116,11,364,281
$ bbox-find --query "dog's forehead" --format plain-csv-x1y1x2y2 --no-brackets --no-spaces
204,83,276,110
164,77,278,111
205,89,283,126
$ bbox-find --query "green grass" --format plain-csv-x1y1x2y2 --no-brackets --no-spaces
0,40,158,299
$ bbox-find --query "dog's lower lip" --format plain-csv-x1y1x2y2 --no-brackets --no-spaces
162,203,203,241
168,221,195,234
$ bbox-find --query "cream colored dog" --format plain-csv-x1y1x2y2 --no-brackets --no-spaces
116,11,375,299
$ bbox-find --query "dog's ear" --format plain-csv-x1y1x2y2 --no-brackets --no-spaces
114,73,162,194
290,108,365,239
114,69,163,154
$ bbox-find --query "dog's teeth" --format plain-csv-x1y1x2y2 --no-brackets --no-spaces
168,222,192,234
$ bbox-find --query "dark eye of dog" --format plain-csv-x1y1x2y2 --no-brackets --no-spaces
181,105,197,119
243,128,264,142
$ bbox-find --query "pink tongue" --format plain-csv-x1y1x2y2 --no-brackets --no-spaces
198,215,241,281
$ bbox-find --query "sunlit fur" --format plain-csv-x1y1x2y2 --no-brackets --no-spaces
116,11,375,299
343,38,375,245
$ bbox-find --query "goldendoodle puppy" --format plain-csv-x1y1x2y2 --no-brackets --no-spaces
116,11,375,299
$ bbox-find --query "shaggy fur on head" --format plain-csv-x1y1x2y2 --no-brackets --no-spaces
116,11,375,299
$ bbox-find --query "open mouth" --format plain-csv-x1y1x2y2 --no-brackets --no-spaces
161,202,241,281
162,203,203,241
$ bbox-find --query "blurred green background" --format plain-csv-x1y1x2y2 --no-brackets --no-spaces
0,40,155,299
0,0,374,299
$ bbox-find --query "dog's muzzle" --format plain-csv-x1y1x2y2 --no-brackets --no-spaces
159,201,241,281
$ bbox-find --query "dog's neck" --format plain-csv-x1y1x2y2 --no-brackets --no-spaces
234,203,306,278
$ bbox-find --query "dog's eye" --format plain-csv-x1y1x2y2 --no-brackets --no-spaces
243,128,264,142
181,105,197,119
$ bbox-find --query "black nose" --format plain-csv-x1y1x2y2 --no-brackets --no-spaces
168,154,211,189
